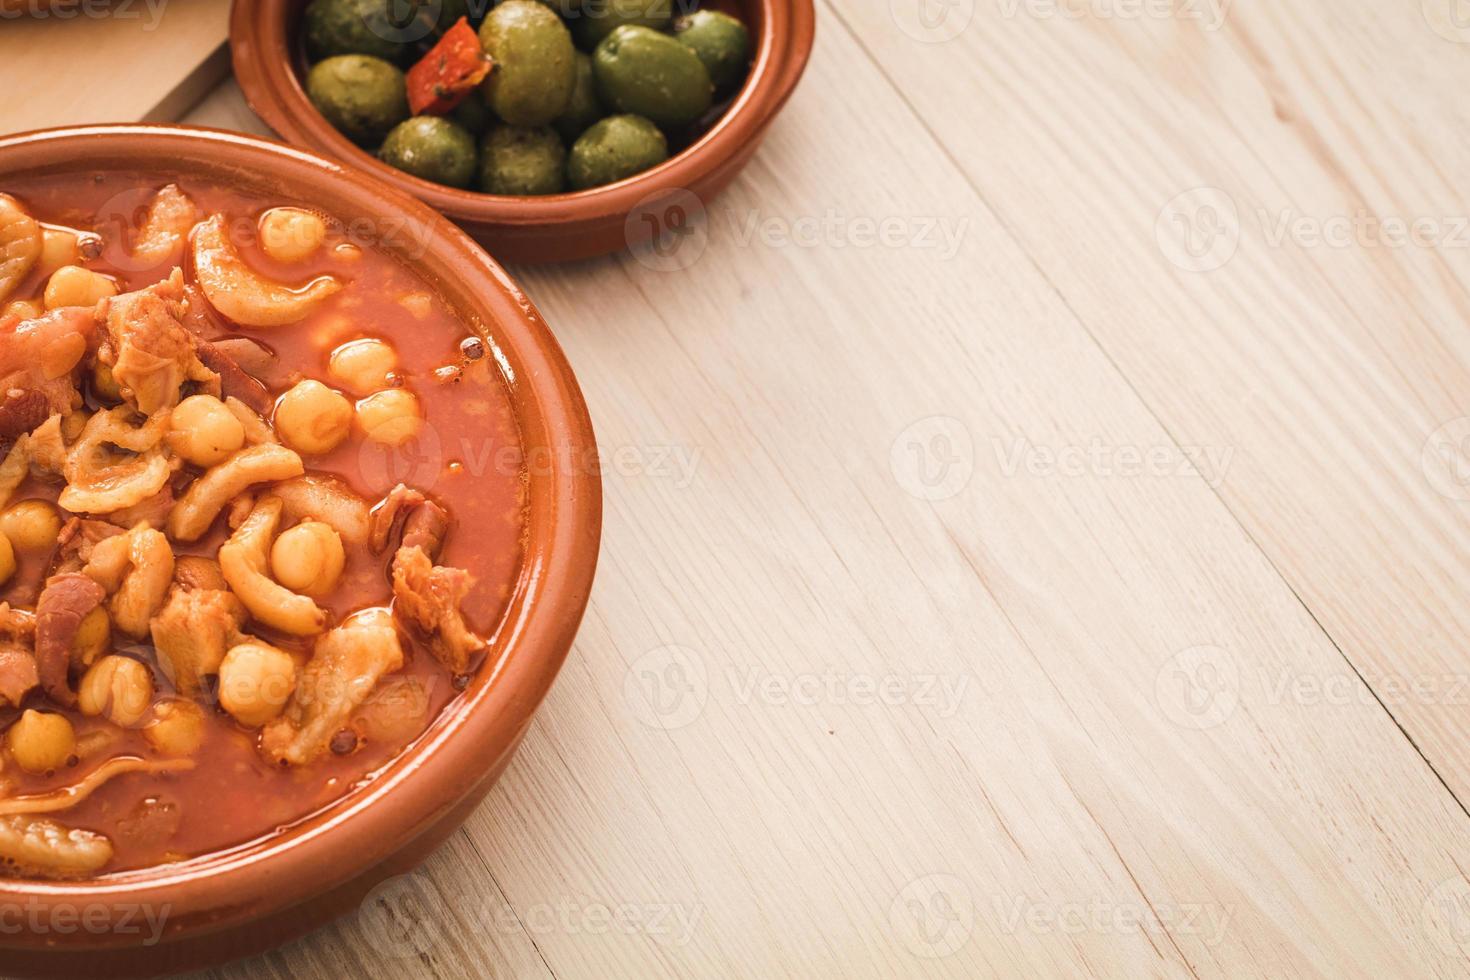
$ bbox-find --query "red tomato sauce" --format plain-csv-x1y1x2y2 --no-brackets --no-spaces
0,174,527,874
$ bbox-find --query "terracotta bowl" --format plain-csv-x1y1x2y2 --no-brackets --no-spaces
0,0,77,11
231,0,816,264
0,124,601,977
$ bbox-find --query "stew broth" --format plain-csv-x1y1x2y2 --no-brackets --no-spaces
0,174,526,874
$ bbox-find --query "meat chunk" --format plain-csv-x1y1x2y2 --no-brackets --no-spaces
260,607,404,766
210,336,293,390
391,545,484,674
82,524,175,639
0,815,112,879
370,484,450,557
25,414,68,477
98,269,215,415
0,644,37,707
274,474,371,547
369,484,425,554
402,501,450,557
171,555,228,592
50,517,125,577
168,443,303,542
217,495,326,637
34,573,106,707
106,484,175,530
0,307,96,417
0,388,47,447
0,437,28,510
0,195,41,306
57,406,174,516
0,601,37,703
131,184,198,267
150,583,245,695
0,602,36,640
371,485,481,673
192,338,273,415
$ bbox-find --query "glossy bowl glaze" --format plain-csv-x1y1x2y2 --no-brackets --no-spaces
0,124,601,977
230,0,816,263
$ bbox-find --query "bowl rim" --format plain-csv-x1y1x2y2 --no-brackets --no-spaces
230,0,817,228
0,123,601,945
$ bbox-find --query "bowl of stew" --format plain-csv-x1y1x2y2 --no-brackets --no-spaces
0,123,600,976
230,0,816,264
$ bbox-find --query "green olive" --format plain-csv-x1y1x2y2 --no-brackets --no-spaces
479,125,567,195
303,0,409,62
570,0,671,51
554,52,603,145
592,25,712,129
448,93,493,136
672,10,750,93
509,0,583,12
567,113,667,190
414,0,471,35
306,55,410,146
379,116,479,188
478,0,576,127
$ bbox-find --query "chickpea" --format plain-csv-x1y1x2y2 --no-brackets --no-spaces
6,710,76,774
142,698,205,756
71,606,110,667
356,389,423,447
1,299,42,321
259,207,327,263
78,656,153,727
168,394,245,467
42,265,117,310
219,642,298,728
328,338,398,395
0,500,60,552
92,361,122,403
0,532,14,588
399,292,432,320
61,410,88,442
270,520,345,596
275,380,352,455
37,227,79,278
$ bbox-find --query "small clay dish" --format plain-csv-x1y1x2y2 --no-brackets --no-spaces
230,0,816,264
0,123,600,977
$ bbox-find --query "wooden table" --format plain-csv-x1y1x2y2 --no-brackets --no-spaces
8,1,1470,976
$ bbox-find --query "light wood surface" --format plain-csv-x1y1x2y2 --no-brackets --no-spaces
0,0,229,132
8,2,1470,977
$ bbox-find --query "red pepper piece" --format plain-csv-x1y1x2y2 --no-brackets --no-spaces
406,17,494,116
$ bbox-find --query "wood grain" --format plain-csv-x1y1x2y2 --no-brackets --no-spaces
823,0,1470,805
0,0,229,133
9,1,1470,976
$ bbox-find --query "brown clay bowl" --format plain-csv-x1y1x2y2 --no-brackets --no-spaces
0,124,601,977
0,0,80,12
230,0,816,264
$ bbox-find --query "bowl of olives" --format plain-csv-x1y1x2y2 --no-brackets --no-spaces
231,0,816,263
